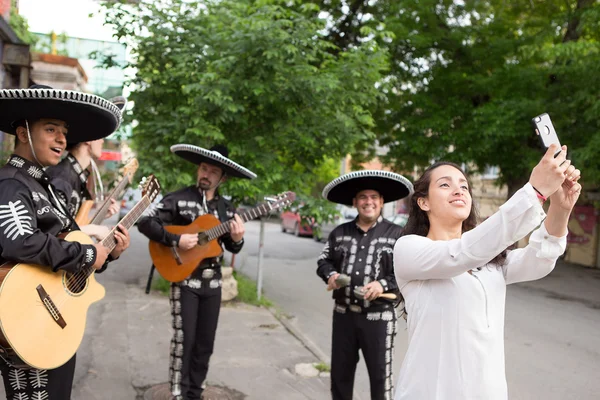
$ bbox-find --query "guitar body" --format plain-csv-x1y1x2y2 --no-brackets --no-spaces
0,231,105,369
74,200,94,226
149,214,224,283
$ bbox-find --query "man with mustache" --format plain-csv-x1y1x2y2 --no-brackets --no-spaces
317,170,413,400
138,144,255,400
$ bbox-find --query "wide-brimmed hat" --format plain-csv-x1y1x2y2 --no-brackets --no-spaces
170,144,257,179
322,170,413,205
66,95,127,146
0,85,122,143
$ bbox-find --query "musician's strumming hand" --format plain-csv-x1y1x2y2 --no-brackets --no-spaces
229,214,245,243
111,224,130,259
105,198,119,219
92,243,109,270
178,233,199,250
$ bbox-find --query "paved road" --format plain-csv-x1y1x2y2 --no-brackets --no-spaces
2,218,599,400
239,220,600,400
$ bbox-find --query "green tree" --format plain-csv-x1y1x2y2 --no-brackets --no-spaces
8,0,38,46
316,0,600,197
101,0,388,213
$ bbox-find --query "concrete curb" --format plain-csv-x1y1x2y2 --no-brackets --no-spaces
267,307,330,365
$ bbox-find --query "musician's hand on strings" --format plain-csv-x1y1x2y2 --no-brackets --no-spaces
229,214,245,243
92,243,109,270
105,198,119,219
110,224,130,259
178,233,199,250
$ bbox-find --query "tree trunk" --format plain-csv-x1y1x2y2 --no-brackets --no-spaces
563,0,594,43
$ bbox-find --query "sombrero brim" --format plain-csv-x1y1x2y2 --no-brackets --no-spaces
323,170,413,206
171,144,257,179
0,89,122,143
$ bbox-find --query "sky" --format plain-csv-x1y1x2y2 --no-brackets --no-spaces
19,0,116,41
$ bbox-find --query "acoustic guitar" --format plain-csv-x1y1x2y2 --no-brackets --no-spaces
149,192,295,283
74,158,139,226
0,175,161,370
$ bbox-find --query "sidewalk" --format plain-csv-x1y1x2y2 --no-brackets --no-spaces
70,280,330,400
515,260,600,309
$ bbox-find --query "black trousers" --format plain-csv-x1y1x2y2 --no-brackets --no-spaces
169,278,222,400
1,354,76,400
331,307,397,400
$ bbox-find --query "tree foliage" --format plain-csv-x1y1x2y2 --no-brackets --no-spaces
101,0,388,209
317,0,600,197
8,0,38,46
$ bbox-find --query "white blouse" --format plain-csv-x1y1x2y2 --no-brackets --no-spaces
393,183,566,400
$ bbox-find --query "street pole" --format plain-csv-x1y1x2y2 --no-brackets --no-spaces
256,216,265,300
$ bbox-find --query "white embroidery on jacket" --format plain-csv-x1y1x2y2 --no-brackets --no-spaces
8,369,27,391
28,369,48,389
0,200,34,240
85,248,95,264
9,158,25,168
27,166,44,180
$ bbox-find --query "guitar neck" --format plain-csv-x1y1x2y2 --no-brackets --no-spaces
205,203,274,241
100,196,151,252
89,176,130,225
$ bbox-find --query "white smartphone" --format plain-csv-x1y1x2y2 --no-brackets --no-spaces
532,113,561,149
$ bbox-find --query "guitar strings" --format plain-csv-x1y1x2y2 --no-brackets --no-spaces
62,197,149,293
53,197,151,308
55,193,283,307
89,176,131,225
58,190,277,300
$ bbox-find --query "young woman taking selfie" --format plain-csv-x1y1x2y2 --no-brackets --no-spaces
393,143,581,400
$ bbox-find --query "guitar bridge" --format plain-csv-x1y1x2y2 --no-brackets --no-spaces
36,284,67,329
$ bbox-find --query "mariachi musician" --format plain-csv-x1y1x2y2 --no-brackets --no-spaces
0,85,130,399
138,144,256,400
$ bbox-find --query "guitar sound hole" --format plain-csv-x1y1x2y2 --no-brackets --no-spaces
65,273,86,294
198,232,209,246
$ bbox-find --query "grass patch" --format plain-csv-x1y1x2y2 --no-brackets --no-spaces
234,270,273,308
151,271,273,309
314,362,330,373
152,276,171,296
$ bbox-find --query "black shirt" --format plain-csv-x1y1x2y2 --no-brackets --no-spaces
317,215,403,313
46,153,91,217
0,155,97,273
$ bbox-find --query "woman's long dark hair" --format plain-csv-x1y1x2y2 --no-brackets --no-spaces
402,161,507,265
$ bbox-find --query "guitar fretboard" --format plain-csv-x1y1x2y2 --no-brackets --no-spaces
77,196,152,281
101,196,151,251
205,202,274,241
89,176,132,225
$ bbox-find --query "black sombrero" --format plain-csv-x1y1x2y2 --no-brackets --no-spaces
0,85,122,143
170,144,257,179
322,170,413,205
66,95,127,146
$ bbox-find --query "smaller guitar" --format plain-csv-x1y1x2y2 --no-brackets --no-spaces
75,158,139,226
149,192,295,282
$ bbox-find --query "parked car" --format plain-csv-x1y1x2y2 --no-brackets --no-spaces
280,207,314,237
313,205,358,242
119,187,163,223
